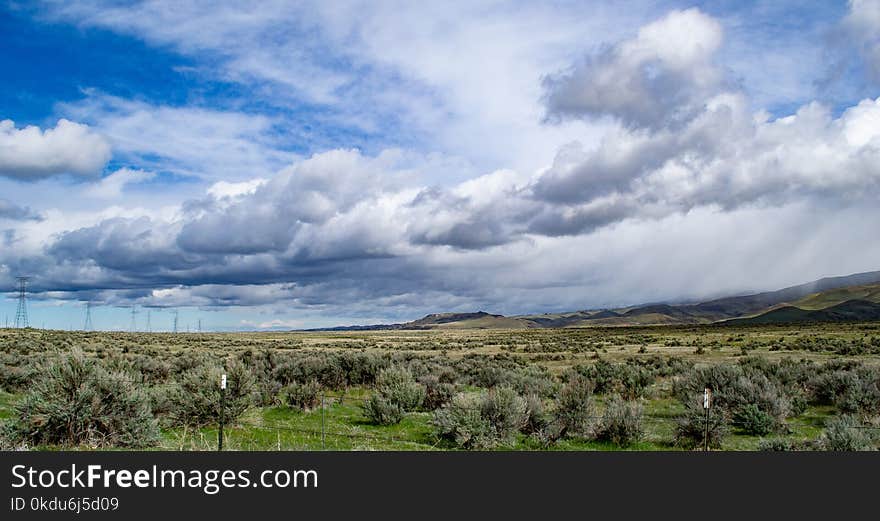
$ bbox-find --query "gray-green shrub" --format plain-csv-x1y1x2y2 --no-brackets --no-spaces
284,380,321,411
552,375,597,440
167,359,255,427
433,387,528,449
1,351,158,448
595,395,644,446
362,366,425,425
820,415,876,451
362,394,404,425
673,400,728,449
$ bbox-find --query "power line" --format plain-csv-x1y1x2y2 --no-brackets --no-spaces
14,276,29,328
129,306,138,332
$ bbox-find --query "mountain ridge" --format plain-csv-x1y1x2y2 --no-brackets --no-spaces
308,270,880,330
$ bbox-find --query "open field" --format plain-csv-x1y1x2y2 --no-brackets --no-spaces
1,322,879,451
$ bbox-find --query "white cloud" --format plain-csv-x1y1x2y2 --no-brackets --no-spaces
85,168,156,199
207,178,267,199
0,118,111,180
543,8,725,130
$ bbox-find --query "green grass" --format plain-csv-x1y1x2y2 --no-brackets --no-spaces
0,390,15,420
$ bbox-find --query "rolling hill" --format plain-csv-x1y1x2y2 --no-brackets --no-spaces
725,299,880,325
315,270,880,330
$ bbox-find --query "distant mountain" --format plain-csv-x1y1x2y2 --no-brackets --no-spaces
311,270,880,330
725,299,880,325
679,270,880,320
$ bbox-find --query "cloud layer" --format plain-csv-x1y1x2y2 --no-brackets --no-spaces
2,3,880,328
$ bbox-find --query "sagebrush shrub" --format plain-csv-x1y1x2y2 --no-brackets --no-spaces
673,399,728,449
595,395,644,446
362,394,404,425
419,374,456,410
757,438,818,451
821,415,876,451
836,368,880,415
433,387,528,449
674,364,791,434
1,351,158,448
573,360,653,398
480,387,529,441
167,359,255,427
522,393,550,437
284,380,321,411
733,403,777,436
433,393,494,449
375,367,425,411
551,375,597,440
361,366,425,425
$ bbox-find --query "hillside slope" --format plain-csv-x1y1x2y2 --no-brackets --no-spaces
315,270,880,330
725,299,880,325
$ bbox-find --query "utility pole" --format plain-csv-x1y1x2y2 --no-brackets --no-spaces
84,301,93,331
129,306,138,332
14,277,29,328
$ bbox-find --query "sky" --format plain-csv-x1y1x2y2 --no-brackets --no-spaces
1,0,880,331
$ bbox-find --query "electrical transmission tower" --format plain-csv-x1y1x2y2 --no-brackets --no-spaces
173,309,179,333
198,318,202,333
84,301,93,331
129,306,138,332
146,310,152,333
14,277,29,328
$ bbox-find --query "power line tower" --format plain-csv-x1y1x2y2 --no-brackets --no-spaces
173,309,179,333
146,310,152,333
198,318,202,333
129,306,138,332
14,277,29,328
84,301,93,331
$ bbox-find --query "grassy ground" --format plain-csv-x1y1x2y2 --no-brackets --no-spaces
0,322,877,450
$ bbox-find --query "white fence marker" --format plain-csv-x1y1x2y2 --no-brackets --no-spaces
221,374,227,390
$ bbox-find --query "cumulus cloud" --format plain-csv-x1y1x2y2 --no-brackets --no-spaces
529,8,880,235
542,8,725,130
0,118,111,180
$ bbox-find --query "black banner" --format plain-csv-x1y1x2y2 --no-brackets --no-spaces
2,451,877,518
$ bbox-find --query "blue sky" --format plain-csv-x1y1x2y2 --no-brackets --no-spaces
2,1,880,330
